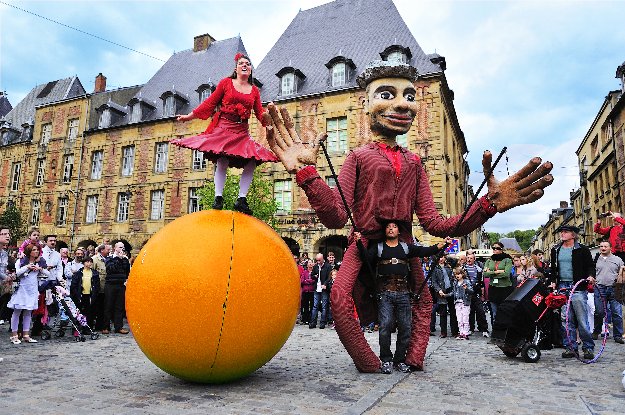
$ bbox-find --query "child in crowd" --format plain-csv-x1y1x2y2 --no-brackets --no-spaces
18,228,44,258
453,266,473,340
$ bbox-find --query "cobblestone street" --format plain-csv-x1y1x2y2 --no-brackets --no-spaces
1,321,624,415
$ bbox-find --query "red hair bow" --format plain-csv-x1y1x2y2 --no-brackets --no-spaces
234,52,245,62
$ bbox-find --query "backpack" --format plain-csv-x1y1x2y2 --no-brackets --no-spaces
377,241,409,257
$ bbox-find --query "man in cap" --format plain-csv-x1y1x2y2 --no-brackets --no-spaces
550,224,595,359
265,60,554,372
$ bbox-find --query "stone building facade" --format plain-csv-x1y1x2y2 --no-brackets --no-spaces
1,0,480,258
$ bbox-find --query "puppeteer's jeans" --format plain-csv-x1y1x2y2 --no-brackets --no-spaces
378,291,412,364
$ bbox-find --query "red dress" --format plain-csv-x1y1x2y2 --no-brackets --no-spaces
171,78,278,169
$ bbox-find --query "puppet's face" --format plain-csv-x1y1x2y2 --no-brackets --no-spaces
365,77,417,138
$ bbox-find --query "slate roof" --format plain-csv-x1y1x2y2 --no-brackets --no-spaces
0,77,86,145
499,237,523,252
255,0,444,102
0,92,12,117
87,86,143,130
90,36,247,130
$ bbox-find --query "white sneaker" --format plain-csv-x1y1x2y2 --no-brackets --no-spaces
0,320,5,325
482,331,490,338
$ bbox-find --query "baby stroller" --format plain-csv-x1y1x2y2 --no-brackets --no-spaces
490,278,565,363
41,286,99,342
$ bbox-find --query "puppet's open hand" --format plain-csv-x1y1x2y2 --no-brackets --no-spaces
266,103,326,174
483,150,553,213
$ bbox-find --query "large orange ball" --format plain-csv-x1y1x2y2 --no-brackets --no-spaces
126,210,300,383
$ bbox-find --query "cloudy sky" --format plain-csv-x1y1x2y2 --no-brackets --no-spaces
1,0,624,233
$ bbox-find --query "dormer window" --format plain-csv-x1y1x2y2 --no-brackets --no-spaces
380,45,412,65
325,57,356,88
196,83,214,103
127,97,155,123
281,73,295,96
22,122,33,142
130,104,141,123
387,51,406,64
99,109,111,128
97,102,127,129
276,67,306,97
160,90,189,118
200,89,211,102
332,63,346,87
164,96,175,117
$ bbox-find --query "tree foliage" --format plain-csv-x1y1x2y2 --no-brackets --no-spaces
197,169,278,228
486,232,501,246
0,204,27,247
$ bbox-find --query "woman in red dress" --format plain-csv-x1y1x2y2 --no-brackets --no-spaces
172,53,277,215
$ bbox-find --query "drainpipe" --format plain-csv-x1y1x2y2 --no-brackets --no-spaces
70,95,90,251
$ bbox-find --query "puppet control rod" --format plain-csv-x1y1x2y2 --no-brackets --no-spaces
413,146,508,301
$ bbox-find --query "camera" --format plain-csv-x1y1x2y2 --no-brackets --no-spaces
598,212,610,218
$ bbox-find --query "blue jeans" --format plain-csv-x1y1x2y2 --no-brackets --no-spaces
377,291,412,363
310,291,329,327
559,282,594,351
594,285,623,337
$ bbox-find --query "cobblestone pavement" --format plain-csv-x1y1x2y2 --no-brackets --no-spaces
1,320,624,415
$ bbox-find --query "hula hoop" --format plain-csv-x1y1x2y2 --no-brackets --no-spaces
563,278,608,364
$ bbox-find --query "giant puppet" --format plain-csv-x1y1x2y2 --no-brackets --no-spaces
265,61,554,372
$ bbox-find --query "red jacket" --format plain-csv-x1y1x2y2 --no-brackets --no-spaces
192,77,266,134
296,142,495,240
594,216,625,253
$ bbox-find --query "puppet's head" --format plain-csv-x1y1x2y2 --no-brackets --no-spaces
357,61,419,140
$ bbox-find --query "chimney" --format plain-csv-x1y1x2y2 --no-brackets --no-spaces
94,73,107,93
559,201,568,209
194,34,216,52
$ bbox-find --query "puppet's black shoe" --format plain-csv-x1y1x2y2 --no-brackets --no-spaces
212,196,223,210
234,197,252,215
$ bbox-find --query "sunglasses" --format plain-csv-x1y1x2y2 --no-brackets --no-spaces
493,247,503,250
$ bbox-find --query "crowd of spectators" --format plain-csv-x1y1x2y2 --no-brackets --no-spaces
0,225,132,345
293,213,625,370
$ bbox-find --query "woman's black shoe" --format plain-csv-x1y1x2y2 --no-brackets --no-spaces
234,197,252,215
212,196,224,210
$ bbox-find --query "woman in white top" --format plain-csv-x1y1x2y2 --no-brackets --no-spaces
8,244,49,344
